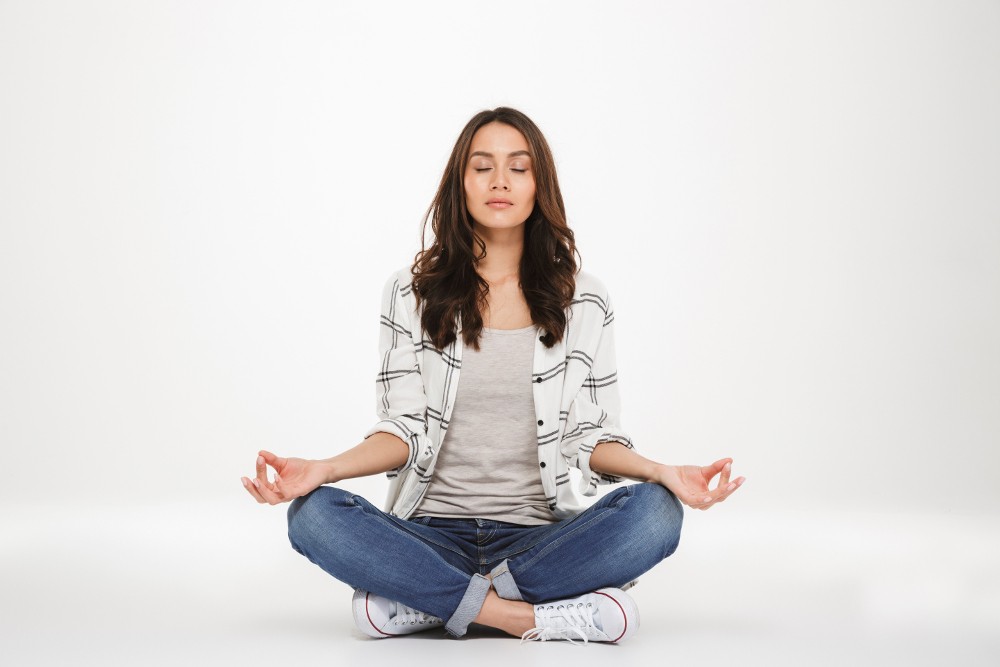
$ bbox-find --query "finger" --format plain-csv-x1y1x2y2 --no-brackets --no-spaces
259,450,288,472
704,476,746,508
725,476,746,498
690,497,711,511
241,477,266,504
717,461,732,490
707,475,739,504
255,455,277,492
681,491,712,510
252,476,284,505
717,475,745,500
272,472,287,496
701,458,730,482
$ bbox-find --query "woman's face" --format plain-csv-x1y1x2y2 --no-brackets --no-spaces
463,122,537,232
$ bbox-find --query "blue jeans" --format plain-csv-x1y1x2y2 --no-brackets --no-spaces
286,482,683,637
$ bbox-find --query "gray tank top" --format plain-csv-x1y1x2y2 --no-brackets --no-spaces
412,323,556,525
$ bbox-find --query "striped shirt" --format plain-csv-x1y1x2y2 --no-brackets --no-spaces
363,266,635,520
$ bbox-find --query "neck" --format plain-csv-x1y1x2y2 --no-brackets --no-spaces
473,223,524,283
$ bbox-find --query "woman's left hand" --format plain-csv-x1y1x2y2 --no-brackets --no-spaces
656,459,744,510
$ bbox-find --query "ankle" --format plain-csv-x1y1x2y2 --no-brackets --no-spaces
474,589,535,637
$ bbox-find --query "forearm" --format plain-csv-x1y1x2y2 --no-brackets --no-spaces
320,431,409,483
589,441,668,484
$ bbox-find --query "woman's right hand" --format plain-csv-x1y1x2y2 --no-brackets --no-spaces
241,450,330,505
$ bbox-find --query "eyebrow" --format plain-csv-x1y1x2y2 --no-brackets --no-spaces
469,150,532,159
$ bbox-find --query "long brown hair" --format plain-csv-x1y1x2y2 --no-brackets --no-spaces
411,107,580,351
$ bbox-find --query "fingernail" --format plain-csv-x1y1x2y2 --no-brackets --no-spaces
257,456,264,465
252,478,260,487
703,496,712,503
241,478,247,486
728,483,736,491
274,473,281,483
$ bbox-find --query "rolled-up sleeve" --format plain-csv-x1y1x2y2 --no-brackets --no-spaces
559,290,635,494
362,272,431,475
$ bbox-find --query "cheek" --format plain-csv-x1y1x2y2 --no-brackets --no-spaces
463,174,481,198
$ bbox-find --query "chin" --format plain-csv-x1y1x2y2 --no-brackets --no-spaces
474,212,530,229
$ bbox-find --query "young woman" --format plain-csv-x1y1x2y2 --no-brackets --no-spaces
241,107,744,644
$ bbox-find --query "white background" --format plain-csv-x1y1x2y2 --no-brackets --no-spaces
1,1,998,665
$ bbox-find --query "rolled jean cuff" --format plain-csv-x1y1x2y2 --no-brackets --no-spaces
445,573,491,637
489,559,523,601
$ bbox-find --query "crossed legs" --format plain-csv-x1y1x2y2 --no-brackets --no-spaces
287,483,683,638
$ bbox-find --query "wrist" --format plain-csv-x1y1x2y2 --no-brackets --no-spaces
318,458,341,485
651,463,673,486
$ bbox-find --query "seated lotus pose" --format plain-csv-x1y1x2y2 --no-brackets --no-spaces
241,106,744,644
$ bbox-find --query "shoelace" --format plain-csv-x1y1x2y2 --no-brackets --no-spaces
393,602,441,626
521,601,597,645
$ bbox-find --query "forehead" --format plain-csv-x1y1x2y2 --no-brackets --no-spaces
469,122,531,156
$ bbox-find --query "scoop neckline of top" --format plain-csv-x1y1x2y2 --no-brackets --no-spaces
482,323,538,334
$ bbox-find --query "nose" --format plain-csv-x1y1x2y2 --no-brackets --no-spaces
490,171,510,191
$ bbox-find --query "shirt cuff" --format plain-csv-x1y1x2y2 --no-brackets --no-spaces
576,434,634,494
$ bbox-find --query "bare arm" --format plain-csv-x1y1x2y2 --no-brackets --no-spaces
589,441,745,511
321,431,409,483
241,431,408,505
589,441,665,483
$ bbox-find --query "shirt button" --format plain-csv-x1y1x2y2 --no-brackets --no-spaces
539,462,546,468
534,377,542,383
537,419,544,426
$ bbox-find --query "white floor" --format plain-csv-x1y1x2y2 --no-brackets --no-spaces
2,496,998,666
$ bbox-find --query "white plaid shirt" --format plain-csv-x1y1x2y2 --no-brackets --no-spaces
364,266,635,520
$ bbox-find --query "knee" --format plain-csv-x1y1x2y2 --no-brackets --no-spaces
632,483,684,558
286,486,350,554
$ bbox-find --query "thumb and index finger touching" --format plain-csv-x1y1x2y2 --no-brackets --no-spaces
699,458,747,506
701,458,732,480
259,450,287,473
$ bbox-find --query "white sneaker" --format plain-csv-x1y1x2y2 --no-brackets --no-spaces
352,589,444,638
521,587,639,644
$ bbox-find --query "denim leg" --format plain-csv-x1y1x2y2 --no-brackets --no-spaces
286,486,491,637
489,483,684,603
489,559,524,601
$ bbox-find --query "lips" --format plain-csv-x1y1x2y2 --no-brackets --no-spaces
487,198,513,209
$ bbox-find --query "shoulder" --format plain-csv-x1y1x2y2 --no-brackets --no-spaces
573,269,610,298
381,265,415,294
386,264,412,285
571,269,613,316
377,266,420,319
